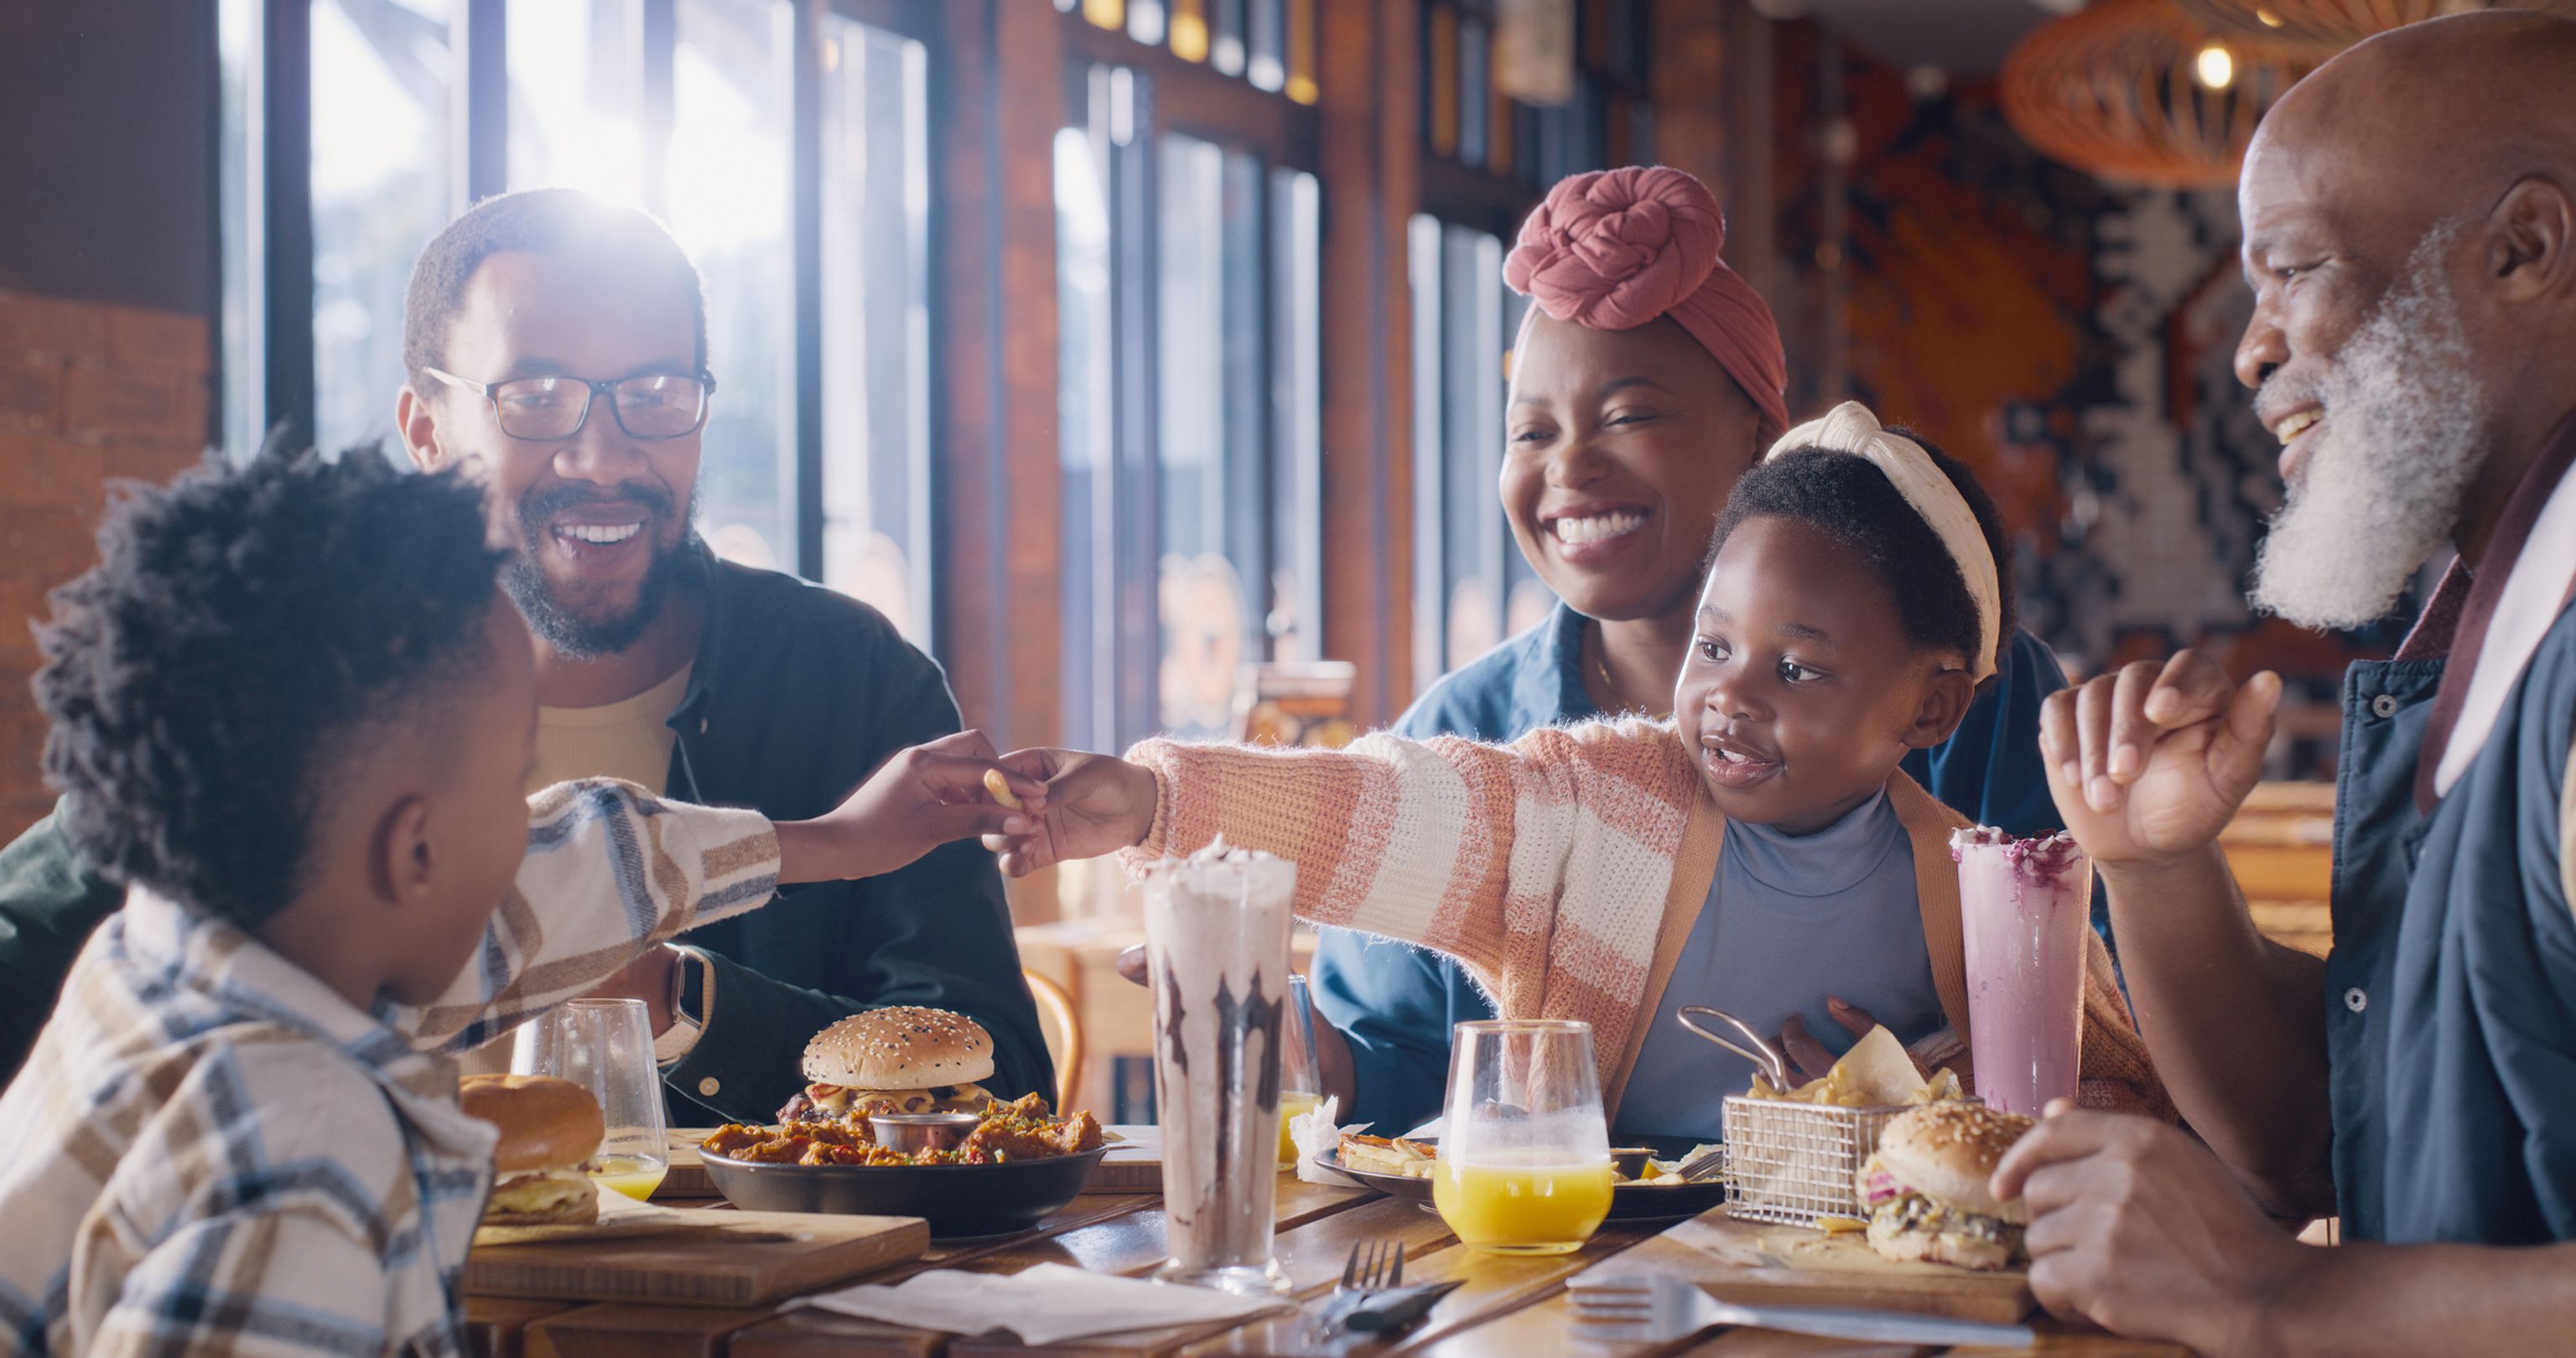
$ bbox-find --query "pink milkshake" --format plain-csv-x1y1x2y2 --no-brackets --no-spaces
1950,827,2091,1117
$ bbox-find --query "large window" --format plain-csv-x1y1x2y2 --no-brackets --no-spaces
507,0,647,206
1407,0,1654,697
818,18,933,641
1410,217,1544,686
1062,0,1319,104
670,0,795,573
1420,0,1651,193
218,0,935,645
1055,44,1322,752
309,0,454,459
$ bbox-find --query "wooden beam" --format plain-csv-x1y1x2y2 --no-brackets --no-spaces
933,0,1064,759
1062,19,1322,171
1649,0,1727,194
933,0,1065,922
992,2,1067,757
1316,0,1419,725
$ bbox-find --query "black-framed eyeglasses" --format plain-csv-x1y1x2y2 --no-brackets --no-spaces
422,366,717,441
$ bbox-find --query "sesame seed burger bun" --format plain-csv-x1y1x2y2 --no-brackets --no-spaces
802,1006,995,1091
1867,1102,2033,1224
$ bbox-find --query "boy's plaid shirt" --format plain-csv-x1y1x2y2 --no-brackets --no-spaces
0,780,779,1358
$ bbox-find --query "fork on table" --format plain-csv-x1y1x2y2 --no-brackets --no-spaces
1567,1272,2038,1350
1318,1240,1463,1340
1339,1238,1404,1296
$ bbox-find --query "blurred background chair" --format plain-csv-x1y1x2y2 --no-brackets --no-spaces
1024,967,1084,1117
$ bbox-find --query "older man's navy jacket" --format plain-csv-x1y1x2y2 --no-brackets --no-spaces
2328,593,2576,1242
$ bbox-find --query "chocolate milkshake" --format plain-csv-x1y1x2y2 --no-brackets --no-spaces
1140,839,1296,1295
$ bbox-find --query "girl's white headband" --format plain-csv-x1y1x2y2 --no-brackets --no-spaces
1761,401,2002,683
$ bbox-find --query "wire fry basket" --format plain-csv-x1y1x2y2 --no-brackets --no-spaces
1721,1096,1985,1226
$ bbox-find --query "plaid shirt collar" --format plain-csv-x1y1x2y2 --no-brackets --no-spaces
118,886,499,1155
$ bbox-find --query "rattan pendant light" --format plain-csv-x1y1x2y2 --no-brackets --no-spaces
2176,0,2576,56
2001,0,2317,189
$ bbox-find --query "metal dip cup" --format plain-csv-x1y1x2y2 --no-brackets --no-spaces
870,1111,984,1154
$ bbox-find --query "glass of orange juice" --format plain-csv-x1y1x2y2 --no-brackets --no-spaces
1431,1019,1613,1255
513,998,668,1202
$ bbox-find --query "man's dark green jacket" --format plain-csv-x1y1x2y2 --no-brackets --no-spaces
0,548,1053,1120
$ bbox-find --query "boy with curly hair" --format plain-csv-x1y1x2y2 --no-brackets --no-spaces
0,444,1036,1358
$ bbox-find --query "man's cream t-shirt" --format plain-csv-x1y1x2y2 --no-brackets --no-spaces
460,661,700,1078
527,663,694,796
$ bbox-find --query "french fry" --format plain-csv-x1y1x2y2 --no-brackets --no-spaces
1742,1025,1965,1107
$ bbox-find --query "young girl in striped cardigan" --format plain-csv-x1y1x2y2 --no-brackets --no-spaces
995,403,2166,1137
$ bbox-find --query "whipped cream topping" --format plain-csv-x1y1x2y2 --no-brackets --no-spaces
1949,826,2085,881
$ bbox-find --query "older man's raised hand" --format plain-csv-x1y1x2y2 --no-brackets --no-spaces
2038,651,2282,870
1991,1102,2310,1357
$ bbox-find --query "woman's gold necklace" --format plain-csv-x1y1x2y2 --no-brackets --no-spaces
1592,629,1672,720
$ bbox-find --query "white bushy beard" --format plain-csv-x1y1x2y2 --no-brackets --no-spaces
2249,225,2494,630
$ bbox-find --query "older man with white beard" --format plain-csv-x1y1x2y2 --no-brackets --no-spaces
1978,11,2576,1358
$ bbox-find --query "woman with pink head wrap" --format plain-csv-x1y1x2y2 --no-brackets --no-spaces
1505,164,1791,443
1304,165,2074,1139
1498,164,1790,720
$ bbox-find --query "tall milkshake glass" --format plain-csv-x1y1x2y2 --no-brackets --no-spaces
1141,841,1296,1295
1950,827,2090,1116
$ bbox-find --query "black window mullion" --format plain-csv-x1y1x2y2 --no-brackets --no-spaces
1109,70,1160,750
1067,60,1119,754
455,0,506,209
1249,163,1280,662
1215,150,1265,667
641,0,677,220
262,0,314,449
791,0,825,580
1212,0,1247,75
1409,215,1445,686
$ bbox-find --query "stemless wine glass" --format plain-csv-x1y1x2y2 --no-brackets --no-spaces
1431,1019,1613,1255
512,998,667,1201
1278,972,1325,1167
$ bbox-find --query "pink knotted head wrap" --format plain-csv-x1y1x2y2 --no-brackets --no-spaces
1503,165,1790,438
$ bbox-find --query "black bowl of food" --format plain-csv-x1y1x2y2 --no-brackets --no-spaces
699,1143,1109,1237
702,1006,1110,1237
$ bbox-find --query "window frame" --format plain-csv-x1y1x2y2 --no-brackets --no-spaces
1404,0,1653,700
1053,8,1325,753
224,0,941,629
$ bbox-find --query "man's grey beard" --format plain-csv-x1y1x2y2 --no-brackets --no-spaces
2249,225,2492,630
502,488,701,661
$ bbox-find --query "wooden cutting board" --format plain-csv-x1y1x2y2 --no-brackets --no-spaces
1084,1125,1166,1194
1646,1211,2035,1322
1083,1126,1337,1195
659,1128,719,1200
464,1208,926,1308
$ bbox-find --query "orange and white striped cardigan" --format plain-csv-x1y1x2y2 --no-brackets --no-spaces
1121,716,2170,1123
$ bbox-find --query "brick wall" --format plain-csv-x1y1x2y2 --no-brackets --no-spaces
0,288,212,841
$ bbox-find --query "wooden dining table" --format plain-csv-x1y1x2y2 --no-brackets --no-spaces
462,1168,2191,1358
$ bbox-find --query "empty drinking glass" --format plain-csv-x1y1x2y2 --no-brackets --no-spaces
512,998,668,1200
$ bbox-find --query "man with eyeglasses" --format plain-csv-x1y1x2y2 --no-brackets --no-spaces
0,189,1054,1122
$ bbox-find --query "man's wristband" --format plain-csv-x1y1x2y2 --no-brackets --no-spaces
654,946,714,1065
